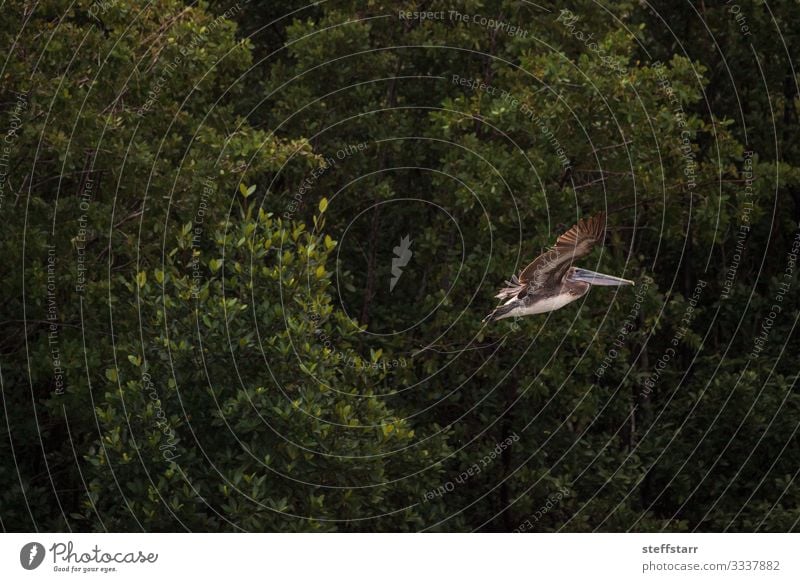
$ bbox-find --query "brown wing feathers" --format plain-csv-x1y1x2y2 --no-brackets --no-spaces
518,212,606,286
554,212,606,251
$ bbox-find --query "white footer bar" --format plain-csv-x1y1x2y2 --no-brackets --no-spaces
1,533,796,581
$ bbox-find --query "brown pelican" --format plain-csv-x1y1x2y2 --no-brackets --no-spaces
484,212,633,322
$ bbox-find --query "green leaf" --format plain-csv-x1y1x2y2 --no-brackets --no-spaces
239,183,256,198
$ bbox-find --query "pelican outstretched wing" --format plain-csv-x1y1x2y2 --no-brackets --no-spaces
518,212,606,290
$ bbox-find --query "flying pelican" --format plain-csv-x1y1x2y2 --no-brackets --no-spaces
484,212,633,322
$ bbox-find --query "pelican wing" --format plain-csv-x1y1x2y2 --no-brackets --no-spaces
518,212,606,290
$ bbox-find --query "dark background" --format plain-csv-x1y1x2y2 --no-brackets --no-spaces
0,0,798,532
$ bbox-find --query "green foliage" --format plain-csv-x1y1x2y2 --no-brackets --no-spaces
1,0,798,532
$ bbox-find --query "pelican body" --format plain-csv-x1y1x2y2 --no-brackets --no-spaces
484,213,633,322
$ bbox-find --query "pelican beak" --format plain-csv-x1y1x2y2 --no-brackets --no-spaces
571,267,635,286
